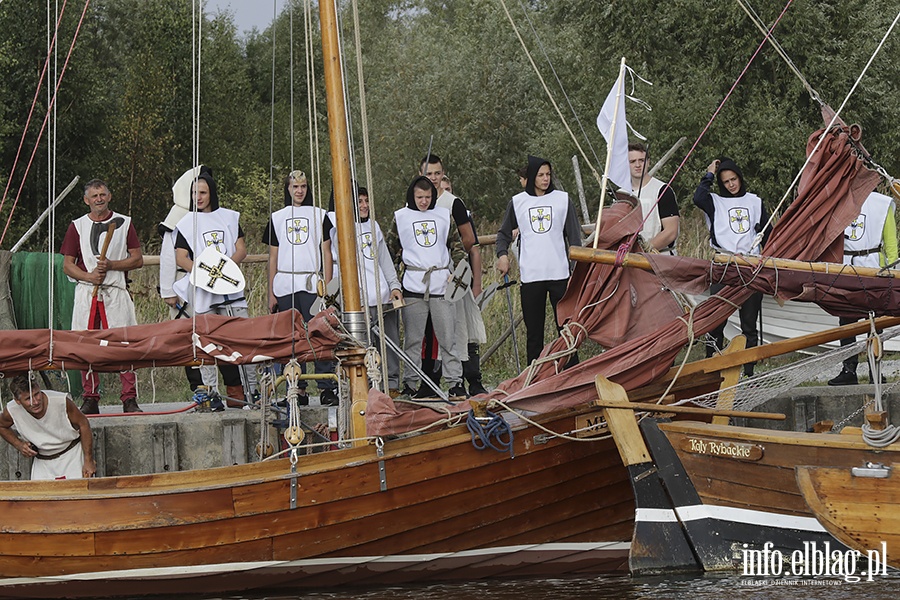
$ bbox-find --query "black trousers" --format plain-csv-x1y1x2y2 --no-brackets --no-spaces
706,284,762,376
520,278,568,365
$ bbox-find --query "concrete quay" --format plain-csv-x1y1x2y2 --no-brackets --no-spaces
1,400,332,481
1,385,896,480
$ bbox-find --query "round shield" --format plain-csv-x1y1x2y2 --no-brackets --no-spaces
190,246,245,295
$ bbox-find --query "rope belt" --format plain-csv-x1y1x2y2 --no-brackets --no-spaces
35,438,80,460
404,263,449,301
280,270,319,290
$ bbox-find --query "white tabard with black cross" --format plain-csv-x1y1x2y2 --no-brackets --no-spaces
271,204,325,296
709,192,763,255
394,205,452,296
513,189,570,283
173,208,245,314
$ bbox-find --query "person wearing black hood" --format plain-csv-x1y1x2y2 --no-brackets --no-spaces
261,170,338,406
391,176,469,400
173,167,259,407
495,155,582,365
694,157,770,376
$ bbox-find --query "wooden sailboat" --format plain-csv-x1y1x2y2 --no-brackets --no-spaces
0,4,640,598
593,314,900,574
797,463,899,570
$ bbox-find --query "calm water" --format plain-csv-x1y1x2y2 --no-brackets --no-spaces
142,572,900,600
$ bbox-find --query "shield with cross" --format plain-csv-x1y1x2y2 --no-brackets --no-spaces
202,230,228,253
444,259,473,303
846,213,866,241
727,207,751,234
286,217,310,245
413,220,438,247
359,232,375,260
528,206,552,233
189,246,246,295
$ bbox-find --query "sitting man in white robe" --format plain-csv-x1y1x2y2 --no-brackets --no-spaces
0,374,96,480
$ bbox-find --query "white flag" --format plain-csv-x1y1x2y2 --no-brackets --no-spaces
596,68,631,194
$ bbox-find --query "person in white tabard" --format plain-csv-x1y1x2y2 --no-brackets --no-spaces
323,186,404,395
261,170,338,405
829,189,898,386
495,155,583,365
391,176,468,400
173,167,258,407
61,179,144,415
627,143,680,254
694,157,770,376
0,374,95,480
159,167,204,393
419,154,487,397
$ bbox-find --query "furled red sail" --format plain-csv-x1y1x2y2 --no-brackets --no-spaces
0,309,343,374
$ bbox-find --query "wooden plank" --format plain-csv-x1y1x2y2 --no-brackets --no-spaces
713,335,745,425
595,376,650,466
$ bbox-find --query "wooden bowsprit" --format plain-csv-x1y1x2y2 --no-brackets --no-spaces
88,221,117,330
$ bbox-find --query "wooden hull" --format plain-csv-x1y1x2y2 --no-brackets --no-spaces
797,464,899,570
641,419,900,571
0,406,632,598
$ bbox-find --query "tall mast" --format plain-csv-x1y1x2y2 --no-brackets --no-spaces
319,0,369,442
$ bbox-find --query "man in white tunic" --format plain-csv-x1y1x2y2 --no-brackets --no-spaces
0,374,95,480
628,143,679,254
61,179,144,415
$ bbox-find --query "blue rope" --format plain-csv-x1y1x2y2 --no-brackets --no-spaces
467,409,514,457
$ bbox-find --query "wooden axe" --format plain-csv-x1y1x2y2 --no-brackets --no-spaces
88,221,117,329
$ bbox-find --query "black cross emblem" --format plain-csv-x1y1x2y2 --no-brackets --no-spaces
198,258,240,289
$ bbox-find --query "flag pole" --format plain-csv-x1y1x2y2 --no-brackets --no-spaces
593,57,626,249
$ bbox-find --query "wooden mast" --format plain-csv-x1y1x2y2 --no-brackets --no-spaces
319,0,369,442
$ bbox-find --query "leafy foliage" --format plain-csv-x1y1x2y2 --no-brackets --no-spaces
0,0,896,253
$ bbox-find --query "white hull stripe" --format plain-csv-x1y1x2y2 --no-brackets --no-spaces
635,508,679,523
0,542,631,586
675,504,827,533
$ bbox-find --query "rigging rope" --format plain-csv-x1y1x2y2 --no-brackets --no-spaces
350,0,388,389
0,0,88,247
515,0,603,170
623,0,795,255
496,0,604,187
754,8,900,244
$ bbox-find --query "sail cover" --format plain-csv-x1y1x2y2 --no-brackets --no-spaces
0,309,344,374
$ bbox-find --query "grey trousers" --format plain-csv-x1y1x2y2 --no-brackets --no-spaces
401,296,462,387
369,305,401,389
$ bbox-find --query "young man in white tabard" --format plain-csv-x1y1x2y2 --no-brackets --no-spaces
627,143,680,254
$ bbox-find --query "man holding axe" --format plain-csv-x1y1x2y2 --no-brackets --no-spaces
62,179,144,415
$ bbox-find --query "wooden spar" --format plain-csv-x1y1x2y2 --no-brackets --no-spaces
320,0,361,319
569,245,900,280
714,252,900,279
592,396,786,421
647,137,685,179
11,176,79,252
593,57,626,249
319,0,369,442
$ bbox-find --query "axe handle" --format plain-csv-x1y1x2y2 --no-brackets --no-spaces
92,221,117,299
